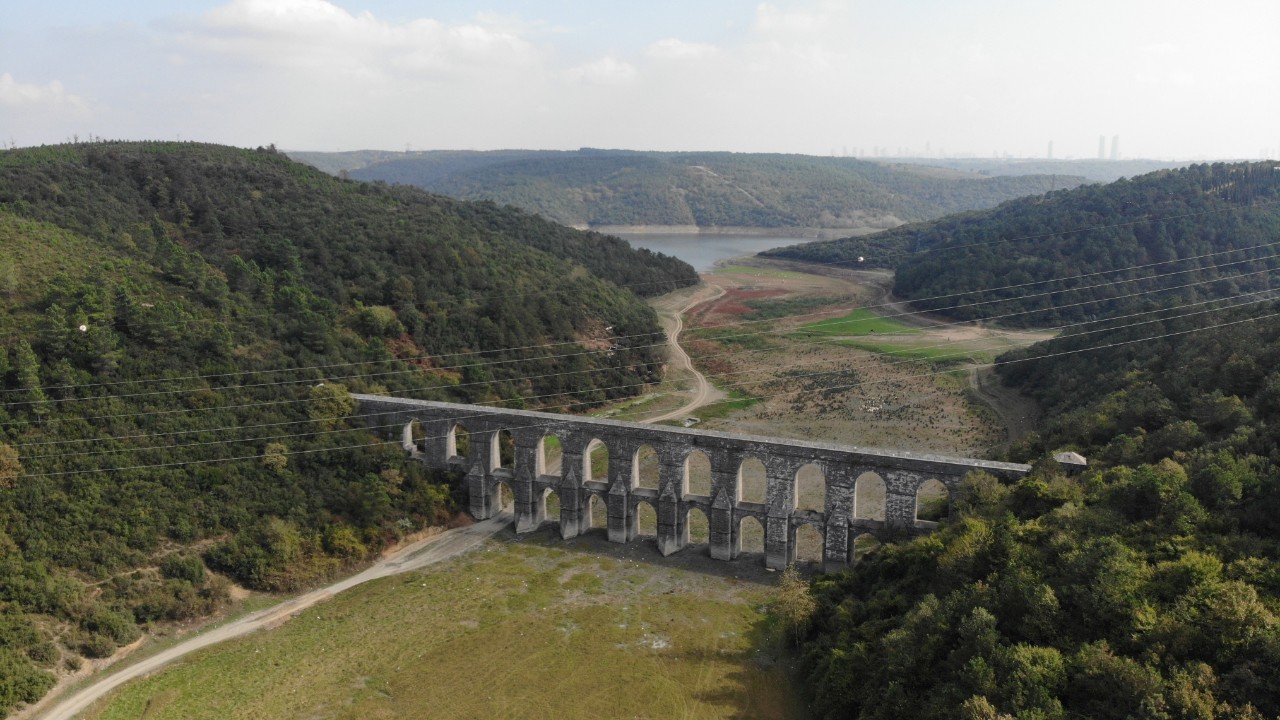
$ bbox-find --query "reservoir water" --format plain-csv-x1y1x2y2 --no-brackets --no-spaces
613,232,807,272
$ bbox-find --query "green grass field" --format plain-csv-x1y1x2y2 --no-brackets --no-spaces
830,339,988,364
713,265,814,279
83,537,804,720
797,307,916,337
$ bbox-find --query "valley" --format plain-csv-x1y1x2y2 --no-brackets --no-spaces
8,149,1280,720
47,254,1045,719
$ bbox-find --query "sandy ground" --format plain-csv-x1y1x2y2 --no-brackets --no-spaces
682,257,1045,457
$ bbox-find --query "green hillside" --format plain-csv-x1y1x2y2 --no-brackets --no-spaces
0,141,695,714
766,161,1280,326
289,149,1088,231
796,301,1280,719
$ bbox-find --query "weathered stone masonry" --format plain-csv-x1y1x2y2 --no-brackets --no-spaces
353,394,1031,570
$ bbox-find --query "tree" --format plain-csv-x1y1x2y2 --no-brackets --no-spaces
10,341,48,420
0,444,20,488
773,565,816,647
307,383,355,430
0,256,16,298
262,442,288,473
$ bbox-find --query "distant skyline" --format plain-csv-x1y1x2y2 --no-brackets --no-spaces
2,1,1278,160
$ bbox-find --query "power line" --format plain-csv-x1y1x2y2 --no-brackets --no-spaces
22,304,1280,480
7,194,1279,398
10,259,1280,448
9,239,1280,416
22,292,1277,468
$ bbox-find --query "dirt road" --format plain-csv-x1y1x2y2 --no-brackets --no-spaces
36,512,513,720
967,365,1039,444
644,281,727,424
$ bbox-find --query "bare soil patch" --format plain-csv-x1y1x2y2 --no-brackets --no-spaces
685,259,1043,457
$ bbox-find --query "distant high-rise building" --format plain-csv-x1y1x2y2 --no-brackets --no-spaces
1110,135,1120,160
1098,135,1107,160
1048,141,1054,159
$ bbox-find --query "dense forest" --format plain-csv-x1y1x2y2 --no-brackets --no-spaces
0,141,696,714
290,148,1087,231
795,297,1280,714
766,161,1280,327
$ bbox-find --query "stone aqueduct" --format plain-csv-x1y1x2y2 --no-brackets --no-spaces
354,395,1032,570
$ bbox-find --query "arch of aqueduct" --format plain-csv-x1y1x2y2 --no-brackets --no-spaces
354,395,1031,571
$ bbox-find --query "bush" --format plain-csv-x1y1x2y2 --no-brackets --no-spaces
159,553,207,584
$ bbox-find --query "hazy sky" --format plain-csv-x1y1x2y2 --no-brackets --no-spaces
2,0,1277,159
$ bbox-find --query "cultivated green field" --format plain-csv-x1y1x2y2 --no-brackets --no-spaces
83,534,805,720
796,307,916,337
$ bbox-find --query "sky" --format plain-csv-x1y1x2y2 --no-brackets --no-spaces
2,0,1278,160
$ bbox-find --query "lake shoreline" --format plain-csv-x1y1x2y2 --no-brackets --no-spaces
583,224,881,239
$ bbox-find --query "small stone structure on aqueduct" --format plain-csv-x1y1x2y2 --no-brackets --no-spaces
355,395,1032,571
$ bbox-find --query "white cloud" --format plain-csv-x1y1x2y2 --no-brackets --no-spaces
0,73,85,109
752,2,827,36
9,0,1277,157
566,55,637,85
184,0,537,79
645,39,717,62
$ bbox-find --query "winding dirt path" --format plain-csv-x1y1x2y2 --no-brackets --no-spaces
35,512,513,720
967,365,1039,444
643,281,727,424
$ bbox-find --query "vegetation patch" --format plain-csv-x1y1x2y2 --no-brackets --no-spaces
83,538,802,720
687,326,777,351
691,389,762,423
799,307,917,337
743,294,850,321
714,264,816,280
830,338,986,365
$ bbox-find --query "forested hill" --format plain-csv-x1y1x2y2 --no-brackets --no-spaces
0,141,694,714
764,161,1280,326
290,149,1087,232
796,300,1280,719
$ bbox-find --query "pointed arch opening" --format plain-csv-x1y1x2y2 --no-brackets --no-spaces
540,488,561,528
403,419,426,454
683,450,712,498
586,493,608,531
738,515,765,555
916,478,950,524
684,506,710,548
634,501,658,538
851,532,882,562
539,434,562,477
794,463,826,512
585,439,609,484
853,472,886,521
634,444,660,490
493,429,515,472
447,423,470,461
492,480,514,514
737,457,767,505
794,523,824,566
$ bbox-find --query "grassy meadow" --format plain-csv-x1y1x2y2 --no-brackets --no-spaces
82,534,805,720
796,307,917,337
